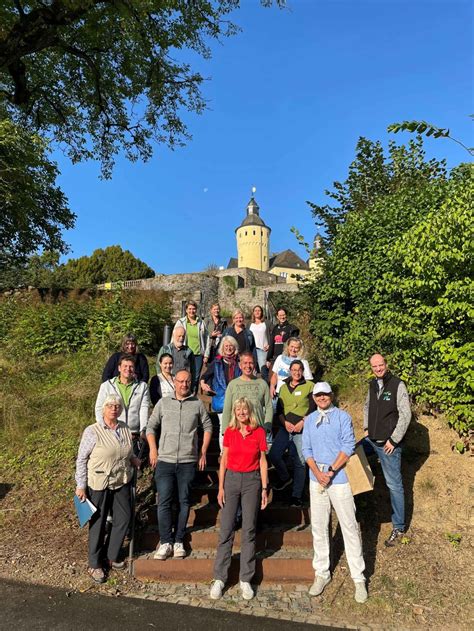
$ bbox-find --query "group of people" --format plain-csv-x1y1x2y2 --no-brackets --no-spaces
75,301,411,605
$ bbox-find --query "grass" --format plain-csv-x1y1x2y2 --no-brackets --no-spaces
0,350,109,504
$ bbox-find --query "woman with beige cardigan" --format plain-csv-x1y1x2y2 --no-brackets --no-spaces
75,394,141,583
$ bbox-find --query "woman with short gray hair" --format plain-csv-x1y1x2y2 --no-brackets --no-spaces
201,336,242,448
75,394,141,584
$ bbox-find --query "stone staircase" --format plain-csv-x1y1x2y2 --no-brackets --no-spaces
133,409,315,585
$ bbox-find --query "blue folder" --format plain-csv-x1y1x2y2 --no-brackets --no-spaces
74,495,97,528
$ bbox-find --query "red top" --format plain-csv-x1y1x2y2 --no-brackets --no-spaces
223,426,267,473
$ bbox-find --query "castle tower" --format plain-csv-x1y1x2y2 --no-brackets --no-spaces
235,192,271,271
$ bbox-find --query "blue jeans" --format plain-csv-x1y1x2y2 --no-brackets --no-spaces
155,461,196,543
255,348,269,381
269,429,306,499
362,437,405,531
193,355,203,393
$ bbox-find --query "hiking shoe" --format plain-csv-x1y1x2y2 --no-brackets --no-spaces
354,581,368,603
173,542,186,559
109,560,126,570
210,579,225,600
88,567,105,584
309,575,331,596
273,477,293,492
384,528,404,547
240,581,254,600
153,542,173,560
290,496,303,508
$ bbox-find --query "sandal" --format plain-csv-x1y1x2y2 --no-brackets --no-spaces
88,567,106,583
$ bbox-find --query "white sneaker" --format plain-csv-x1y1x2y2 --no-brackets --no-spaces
309,575,331,596
354,581,368,603
210,579,225,600
173,542,186,559
240,581,254,600
153,542,173,560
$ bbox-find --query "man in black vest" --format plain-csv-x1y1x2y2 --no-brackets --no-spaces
363,354,411,547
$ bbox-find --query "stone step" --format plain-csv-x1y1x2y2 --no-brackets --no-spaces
145,501,311,528
140,525,313,551
133,554,314,583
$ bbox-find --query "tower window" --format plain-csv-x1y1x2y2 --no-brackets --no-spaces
245,231,247,236
264,256,266,262
253,230,256,235
261,230,263,236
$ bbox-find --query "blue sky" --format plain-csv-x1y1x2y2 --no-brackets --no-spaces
55,0,473,274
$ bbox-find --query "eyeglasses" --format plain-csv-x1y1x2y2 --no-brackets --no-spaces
106,404,121,408
175,379,191,384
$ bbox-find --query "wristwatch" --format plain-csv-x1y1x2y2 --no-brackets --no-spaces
328,466,337,474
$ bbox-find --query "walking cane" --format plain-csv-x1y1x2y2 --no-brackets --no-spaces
128,438,147,576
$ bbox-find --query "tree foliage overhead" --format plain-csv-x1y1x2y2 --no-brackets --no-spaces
300,135,473,434
0,0,283,176
0,117,75,266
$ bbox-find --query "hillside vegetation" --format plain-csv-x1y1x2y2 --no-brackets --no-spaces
293,136,473,440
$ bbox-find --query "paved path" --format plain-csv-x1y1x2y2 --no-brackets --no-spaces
0,579,342,630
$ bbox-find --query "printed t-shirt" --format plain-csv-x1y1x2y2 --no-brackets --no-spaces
224,426,267,472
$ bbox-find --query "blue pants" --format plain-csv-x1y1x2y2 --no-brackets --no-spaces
155,461,196,544
193,354,204,393
269,429,306,499
362,437,405,531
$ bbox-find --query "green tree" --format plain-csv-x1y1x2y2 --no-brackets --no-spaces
301,135,472,434
0,118,75,266
377,164,473,432
303,136,448,365
63,245,155,287
1,0,283,176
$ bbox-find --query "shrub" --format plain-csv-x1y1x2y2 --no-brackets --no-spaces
2,289,170,357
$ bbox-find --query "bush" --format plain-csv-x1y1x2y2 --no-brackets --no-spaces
300,136,472,435
0,289,171,357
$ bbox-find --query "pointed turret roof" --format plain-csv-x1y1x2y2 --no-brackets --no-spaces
235,196,271,231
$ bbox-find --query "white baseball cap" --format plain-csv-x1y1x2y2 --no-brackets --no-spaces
313,381,333,395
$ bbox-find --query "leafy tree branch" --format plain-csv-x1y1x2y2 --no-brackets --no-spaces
388,120,474,156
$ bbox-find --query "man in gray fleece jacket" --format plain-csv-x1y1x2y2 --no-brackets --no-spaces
146,369,212,561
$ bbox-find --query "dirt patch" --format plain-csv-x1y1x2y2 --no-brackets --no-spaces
0,412,472,629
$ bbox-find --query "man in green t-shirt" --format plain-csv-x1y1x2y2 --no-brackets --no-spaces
95,354,150,450
221,352,273,436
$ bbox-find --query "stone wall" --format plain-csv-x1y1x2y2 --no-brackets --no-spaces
218,282,299,318
98,267,298,320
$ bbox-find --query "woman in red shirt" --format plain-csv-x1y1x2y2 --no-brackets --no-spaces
210,397,268,601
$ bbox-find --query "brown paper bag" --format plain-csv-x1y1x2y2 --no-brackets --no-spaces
345,444,374,495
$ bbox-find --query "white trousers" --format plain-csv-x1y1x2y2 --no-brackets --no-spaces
309,480,365,582
217,413,224,450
